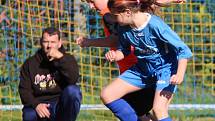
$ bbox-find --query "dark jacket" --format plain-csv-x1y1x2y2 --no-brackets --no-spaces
19,46,79,108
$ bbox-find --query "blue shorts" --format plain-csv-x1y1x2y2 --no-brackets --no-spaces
118,65,177,93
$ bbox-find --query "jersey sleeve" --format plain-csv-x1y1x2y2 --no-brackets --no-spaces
152,18,193,60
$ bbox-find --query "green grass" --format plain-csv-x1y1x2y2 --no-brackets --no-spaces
0,110,21,121
0,110,214,121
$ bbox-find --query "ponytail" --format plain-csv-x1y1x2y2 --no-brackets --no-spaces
108,0,169,14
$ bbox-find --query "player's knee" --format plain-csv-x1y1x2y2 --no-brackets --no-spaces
100,88,111,103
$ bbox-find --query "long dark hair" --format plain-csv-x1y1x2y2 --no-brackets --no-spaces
107,0,167,14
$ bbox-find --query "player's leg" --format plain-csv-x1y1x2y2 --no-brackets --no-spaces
152,68,176,121
136,89,157,121
100,66,151,121
153,90,173,121
123,86,157,121
101,77,141,104
144,112,157,121
101,77,141,121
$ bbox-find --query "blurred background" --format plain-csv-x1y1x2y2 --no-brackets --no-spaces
0,0,214,120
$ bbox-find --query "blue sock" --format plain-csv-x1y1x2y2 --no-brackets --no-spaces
159,117,172,121
105,99,139,121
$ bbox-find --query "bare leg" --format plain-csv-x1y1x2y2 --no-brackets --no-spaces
101,78,141,104
152,90,173,120
100,78,142,121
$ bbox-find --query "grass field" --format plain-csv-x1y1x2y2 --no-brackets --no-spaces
0,110,214,121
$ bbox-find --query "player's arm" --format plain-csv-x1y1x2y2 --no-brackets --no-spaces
76,34,118,48
170,58,188,85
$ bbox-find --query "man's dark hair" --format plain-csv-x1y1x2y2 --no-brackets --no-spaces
41,27,61,40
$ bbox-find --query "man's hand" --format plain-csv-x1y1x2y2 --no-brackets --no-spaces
46,48,63,61
76,37,90,47
35,103,50,118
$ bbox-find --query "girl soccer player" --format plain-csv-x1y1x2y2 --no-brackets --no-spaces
100,0,192,121
78,1,156,121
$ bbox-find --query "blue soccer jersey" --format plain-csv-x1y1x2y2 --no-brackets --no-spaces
117,13,192,92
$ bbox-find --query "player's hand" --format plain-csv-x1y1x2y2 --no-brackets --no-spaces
105,50,117,62
35,103,50,118
46,48,63,61
76,37,90,47
170,74,183,85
